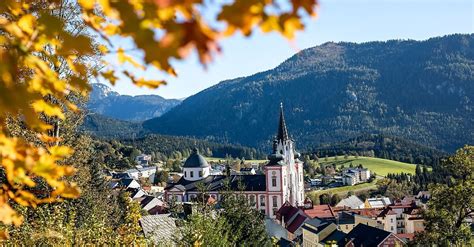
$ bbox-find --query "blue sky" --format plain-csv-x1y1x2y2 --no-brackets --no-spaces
100,0,473,99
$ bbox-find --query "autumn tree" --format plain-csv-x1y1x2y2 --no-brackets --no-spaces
0,0,317,238
414,146,473,246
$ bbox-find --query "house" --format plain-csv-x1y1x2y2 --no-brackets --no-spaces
343,223,405,247
127,187,147,199
276,202,310,240
364,197,391,209
109,178,141,190
165,105,306,219
337,212,356,233
302,218,346,247
336,195,364,209
135,154,152,166
134,195,164,212
125,166,157,182
303,204,336,220
350,208,397,234
403,207,424,234
265,218,292,246
342,174,357,186
240,167,256,175
139,214,177,245
341,168,371,185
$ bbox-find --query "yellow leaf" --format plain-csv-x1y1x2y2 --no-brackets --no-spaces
31,100,65,119
101,70,118,85
134,78,167,89
117,48,144,69
17,14,35,35
78,0,96,10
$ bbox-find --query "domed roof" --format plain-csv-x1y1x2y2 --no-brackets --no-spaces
183,148,209,168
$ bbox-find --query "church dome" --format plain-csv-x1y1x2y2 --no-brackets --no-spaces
183,148,209,168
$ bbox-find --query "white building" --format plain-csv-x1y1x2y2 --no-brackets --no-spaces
126,166,157,183
341,168,371,185
165,104,305,218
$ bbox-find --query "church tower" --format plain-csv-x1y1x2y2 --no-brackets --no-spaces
265,104,305,218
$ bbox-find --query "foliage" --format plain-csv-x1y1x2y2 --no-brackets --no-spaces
0,0,317,236
310,134,445,167
219,188,270,245
175,208,231,246
414,146,473,246
120,134,266,161
174,180,270,246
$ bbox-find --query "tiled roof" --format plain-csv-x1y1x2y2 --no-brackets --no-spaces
351,208,383,218
287,214,307,233
304,204,335,219
338,212,355,225
336,195,363,209
320,229,346,245
139,214,177,244
344,223,392,246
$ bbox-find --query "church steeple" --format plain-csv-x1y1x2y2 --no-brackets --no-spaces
277,103,289,142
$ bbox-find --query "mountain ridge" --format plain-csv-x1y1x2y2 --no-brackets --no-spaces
87,83,181,122
143,34,474,152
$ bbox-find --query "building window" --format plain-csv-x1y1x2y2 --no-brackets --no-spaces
260,195,265,206
260,209,266,215
391,218,394,223
184,171,187,177
272,176,277,187
272,196,278,208
199,171,203,177
249,195,255,205
391,226,394,231
190,171,194,177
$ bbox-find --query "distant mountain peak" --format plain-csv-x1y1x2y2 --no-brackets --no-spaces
87,83,181,122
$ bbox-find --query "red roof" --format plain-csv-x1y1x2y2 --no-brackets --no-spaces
350,208,383,218
396,233,415,240
287,214,307,233
303,204,335,219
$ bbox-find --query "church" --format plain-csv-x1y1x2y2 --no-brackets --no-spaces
164,105,305,218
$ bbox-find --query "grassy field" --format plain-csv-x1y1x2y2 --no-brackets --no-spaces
308,178,379,197
207,156,418,176
318,156,418,176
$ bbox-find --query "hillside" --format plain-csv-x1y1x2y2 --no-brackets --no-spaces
80,113,146,139
318,156,418,176
310,134,445,166
88,83,181,122
143,34,474,152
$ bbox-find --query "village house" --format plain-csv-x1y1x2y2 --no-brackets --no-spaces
125,166,158,183
302,218,405,247
135,154,152,166
341,168,371,186
364,197,392,209
335,195,364,209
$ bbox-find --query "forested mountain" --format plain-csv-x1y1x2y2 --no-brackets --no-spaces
81,113,147,139
143,34,474,152
308,134,446,167
87,83,181,122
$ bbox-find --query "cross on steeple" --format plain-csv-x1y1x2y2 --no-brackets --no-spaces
277,103,289,142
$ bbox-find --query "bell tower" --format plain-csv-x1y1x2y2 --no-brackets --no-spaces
265,104,305,218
